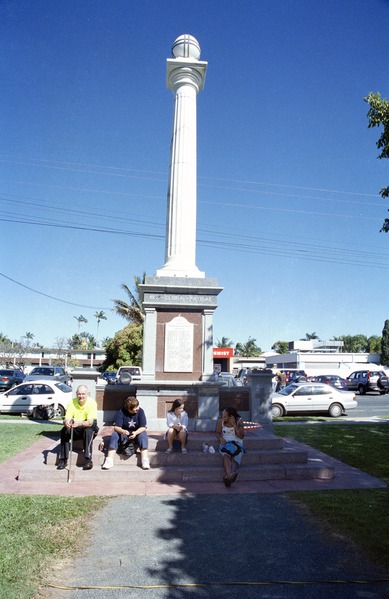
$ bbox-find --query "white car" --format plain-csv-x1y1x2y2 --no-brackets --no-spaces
0,380,72,416
271,382,357,418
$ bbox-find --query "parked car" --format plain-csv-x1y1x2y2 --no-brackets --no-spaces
0,369,25,391
25,366,71,385
309,375,348,390
217,372,241,387
101,371,117,384
236,368,251,385
271,382,357,418
346,370,389,395
0,380,72,416
116,366,142,384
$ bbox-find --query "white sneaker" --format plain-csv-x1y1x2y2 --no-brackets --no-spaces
102,457,113,470
165,448,173,454
141,458,150,470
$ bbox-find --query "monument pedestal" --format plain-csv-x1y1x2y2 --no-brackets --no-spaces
140,276,223,383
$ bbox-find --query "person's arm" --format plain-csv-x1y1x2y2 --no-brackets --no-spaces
130,409,147,438
181,411,189,430
81,400,97,428
113,410,128,436
166,411,174,428
63,401,76,429
235,417,245,440
215,418,225,444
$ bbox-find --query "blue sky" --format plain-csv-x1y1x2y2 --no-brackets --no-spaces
1,0,388,351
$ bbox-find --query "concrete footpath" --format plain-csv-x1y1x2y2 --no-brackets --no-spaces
44,494,389,599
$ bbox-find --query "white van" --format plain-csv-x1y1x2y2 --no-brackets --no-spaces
116,366,142,384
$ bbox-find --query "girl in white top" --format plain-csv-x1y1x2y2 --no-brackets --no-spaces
216,407,245,487
165,399,189,454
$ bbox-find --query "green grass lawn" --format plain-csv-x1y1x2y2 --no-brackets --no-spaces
274,423,389,570
0,423,61,463
0,423,107,599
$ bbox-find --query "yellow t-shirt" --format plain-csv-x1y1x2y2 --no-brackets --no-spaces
65,397,97,422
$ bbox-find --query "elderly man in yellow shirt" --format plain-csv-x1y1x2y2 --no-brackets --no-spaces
57,385,99,471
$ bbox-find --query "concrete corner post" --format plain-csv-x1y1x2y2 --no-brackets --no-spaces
247,369,274,432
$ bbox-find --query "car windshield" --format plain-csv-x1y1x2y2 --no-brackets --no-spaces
31,368,54,376
0,370,14,376
277,384,299,396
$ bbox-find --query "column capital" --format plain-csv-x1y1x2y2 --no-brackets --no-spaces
167,60,207,94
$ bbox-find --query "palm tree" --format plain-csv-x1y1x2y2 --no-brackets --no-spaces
112,273,146,325
304,332,319,340
235,337,261,357
24,332,34,347
94,311,107,344
74,315,88,333
216,337,234,348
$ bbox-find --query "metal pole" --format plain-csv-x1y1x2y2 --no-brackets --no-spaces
67,422,74,483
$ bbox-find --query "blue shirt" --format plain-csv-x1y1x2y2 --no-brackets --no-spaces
114,407,147,432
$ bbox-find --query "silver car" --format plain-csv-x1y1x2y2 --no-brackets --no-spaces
271,382,357,418
25,366,70,385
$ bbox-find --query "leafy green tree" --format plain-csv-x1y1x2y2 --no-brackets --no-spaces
68,332,96,350
366,335,382,354
113,273,145,325
271,340,289,354
216,337,234,347
100,323,143,371
365,92,389,232
235,337,261,357
381,320,389,366
335,334,368,353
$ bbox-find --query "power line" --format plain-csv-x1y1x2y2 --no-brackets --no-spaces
0,272,112,309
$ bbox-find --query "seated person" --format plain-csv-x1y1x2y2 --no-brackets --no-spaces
57,385,98,471
165,399,189,454
216,407,245,487
102,396,150,470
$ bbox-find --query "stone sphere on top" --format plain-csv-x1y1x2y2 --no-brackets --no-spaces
171,35,201,60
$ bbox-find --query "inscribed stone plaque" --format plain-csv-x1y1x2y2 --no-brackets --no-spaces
164,316,194,372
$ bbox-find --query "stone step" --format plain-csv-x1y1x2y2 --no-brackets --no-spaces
19,458,333,483
17,429,335,484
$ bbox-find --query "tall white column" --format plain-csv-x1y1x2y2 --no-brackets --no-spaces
156,35,207,278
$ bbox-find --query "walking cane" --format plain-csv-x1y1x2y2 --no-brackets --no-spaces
67,421,74,483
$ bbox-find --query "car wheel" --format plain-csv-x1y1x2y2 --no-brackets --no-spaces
56,405,65,418
271,403,284,418
328,403,343,418
358,385,365,395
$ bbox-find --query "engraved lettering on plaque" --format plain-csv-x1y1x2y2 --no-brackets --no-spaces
164,316,194,372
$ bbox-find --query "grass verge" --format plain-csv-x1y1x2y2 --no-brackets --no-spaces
0,423,61,463
0,423,107,598
274,423,389,569
0,494,107,599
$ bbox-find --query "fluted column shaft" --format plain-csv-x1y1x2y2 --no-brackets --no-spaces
156,59,207,278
